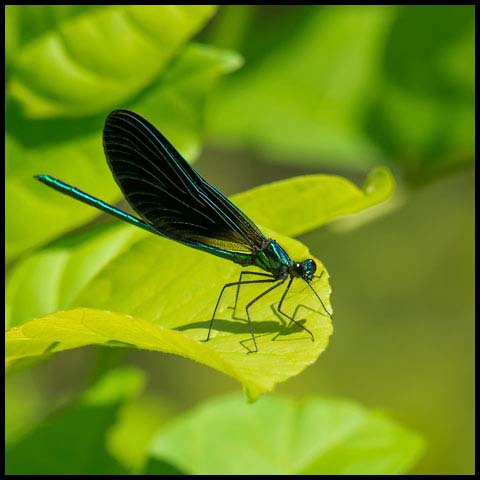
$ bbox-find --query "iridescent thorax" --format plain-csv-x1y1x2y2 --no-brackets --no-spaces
253,239,317,281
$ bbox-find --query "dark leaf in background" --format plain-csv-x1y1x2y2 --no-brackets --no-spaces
365,5,474,184
5,368,143,475
205,5,474,184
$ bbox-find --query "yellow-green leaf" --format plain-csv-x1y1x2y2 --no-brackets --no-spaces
5,168,395,398
6,223,144,329
234,166,394,237
6,230,333,401
6,167,393,329
7,5,217,118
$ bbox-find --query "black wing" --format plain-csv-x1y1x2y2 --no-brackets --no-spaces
103,110,266,254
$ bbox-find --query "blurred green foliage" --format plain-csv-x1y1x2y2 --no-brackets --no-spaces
107,393,175,473
5,5,474,475
5,368,424,475
205,5,474,184
6,6,217,117
6,367,144,474
149,394,424,475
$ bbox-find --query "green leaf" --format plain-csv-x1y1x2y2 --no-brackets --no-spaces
5,169,394,398
6,5,217,117
6,168,393,329
106,395,175,473
235,166,394,238
6,222,144,329
208,6,474,182
208,6,392,168
6,43,241,262
5,367,144,474
365,5,475,183
5,230,334,401
148,394,425,475
5,374,48,446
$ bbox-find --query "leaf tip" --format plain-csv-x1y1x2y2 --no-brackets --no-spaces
363,166,396,201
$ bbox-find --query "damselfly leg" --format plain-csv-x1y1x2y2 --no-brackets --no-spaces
206,276,276,343
232,271,275,320
308,270,333,319
244,278,286,352
276,276,315,341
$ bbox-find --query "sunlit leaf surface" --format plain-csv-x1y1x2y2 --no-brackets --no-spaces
6,232,333,401
6,168,393,329
6,5,217,117
236,166,394,237
5,169,394,398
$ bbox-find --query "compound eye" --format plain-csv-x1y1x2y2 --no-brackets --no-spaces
309,259,317,275
301,259,316,280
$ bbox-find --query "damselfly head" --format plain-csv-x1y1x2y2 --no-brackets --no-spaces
292,258,316,281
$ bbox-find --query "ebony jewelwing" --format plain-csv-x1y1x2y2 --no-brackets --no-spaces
35,110,331,353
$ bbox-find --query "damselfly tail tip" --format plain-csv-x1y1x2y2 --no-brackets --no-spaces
34,174,57,186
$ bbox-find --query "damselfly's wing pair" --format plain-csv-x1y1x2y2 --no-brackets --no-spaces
36,110,331,352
